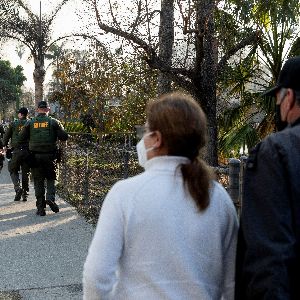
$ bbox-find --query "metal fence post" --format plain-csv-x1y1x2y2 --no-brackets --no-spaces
228,158,241,207
123,150,129,179
83,149,90,205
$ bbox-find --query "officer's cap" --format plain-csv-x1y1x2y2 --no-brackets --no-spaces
37,101,49,108
262,56,300,97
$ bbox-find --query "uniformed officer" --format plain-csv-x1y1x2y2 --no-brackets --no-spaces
0,124,4,172
235,56,300,299
0,122,4,139
3,107,30,201
19,101,68,216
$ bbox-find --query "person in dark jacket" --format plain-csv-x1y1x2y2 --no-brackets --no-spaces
0,147,4,172
3,108,30,201
235,56,300,299
0,124,4,172
19,101,68,216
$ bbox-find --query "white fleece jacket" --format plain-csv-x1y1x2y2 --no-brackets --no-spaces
83,156,238,300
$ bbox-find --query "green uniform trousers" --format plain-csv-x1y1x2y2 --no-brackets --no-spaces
8,148,30,195
0,154,4,172
31,153,57,210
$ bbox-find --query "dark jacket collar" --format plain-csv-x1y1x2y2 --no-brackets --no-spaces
290,117,300,127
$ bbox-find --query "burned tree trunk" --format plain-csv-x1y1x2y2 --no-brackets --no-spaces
157,0,174,95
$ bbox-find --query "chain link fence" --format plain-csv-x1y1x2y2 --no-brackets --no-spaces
57,132,142,223
57,133,245,223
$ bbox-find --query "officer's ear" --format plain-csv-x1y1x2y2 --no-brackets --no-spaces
287,89,296,110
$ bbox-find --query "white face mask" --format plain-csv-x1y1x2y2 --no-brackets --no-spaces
136,132,155,168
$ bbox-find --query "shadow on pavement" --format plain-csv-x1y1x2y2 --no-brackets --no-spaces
0,159,95,298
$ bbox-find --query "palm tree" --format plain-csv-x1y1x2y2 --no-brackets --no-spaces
0,0,71,106
217,0,300,157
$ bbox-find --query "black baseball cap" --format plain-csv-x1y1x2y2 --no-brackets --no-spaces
263,56,300,97
18,107,28,116
37,101,49,108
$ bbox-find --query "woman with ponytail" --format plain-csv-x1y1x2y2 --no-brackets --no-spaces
83,92,238,300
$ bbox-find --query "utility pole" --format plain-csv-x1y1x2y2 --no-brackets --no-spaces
35,0,44,108
38,1,43,71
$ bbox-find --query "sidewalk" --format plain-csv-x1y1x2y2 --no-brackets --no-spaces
0,160,95,299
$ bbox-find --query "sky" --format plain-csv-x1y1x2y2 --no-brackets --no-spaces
1,0,86,90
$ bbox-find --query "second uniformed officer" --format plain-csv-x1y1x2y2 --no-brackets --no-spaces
0,123,5,172
3,107,30,201
19,101,68,216
0,126,4,173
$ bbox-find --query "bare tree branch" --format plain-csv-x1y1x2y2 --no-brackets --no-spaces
46,0,71,30
217,31,261,76
16,0,36,21
45,33,105,52
0,32,33,52
129,0,143,34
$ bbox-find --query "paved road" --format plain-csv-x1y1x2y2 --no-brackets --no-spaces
0,160,95,299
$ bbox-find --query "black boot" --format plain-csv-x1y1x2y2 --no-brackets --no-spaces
22,190,29,202
36,209,46,216
14,189,22,201
36,198,46,215
45,200,59,213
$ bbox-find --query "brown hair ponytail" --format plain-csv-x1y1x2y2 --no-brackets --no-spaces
146,92,214,211
181,159,213,211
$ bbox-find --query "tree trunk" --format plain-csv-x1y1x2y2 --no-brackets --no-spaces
33,56,45,107
157,0,174,96
197,0,218,166
205,100,218,166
